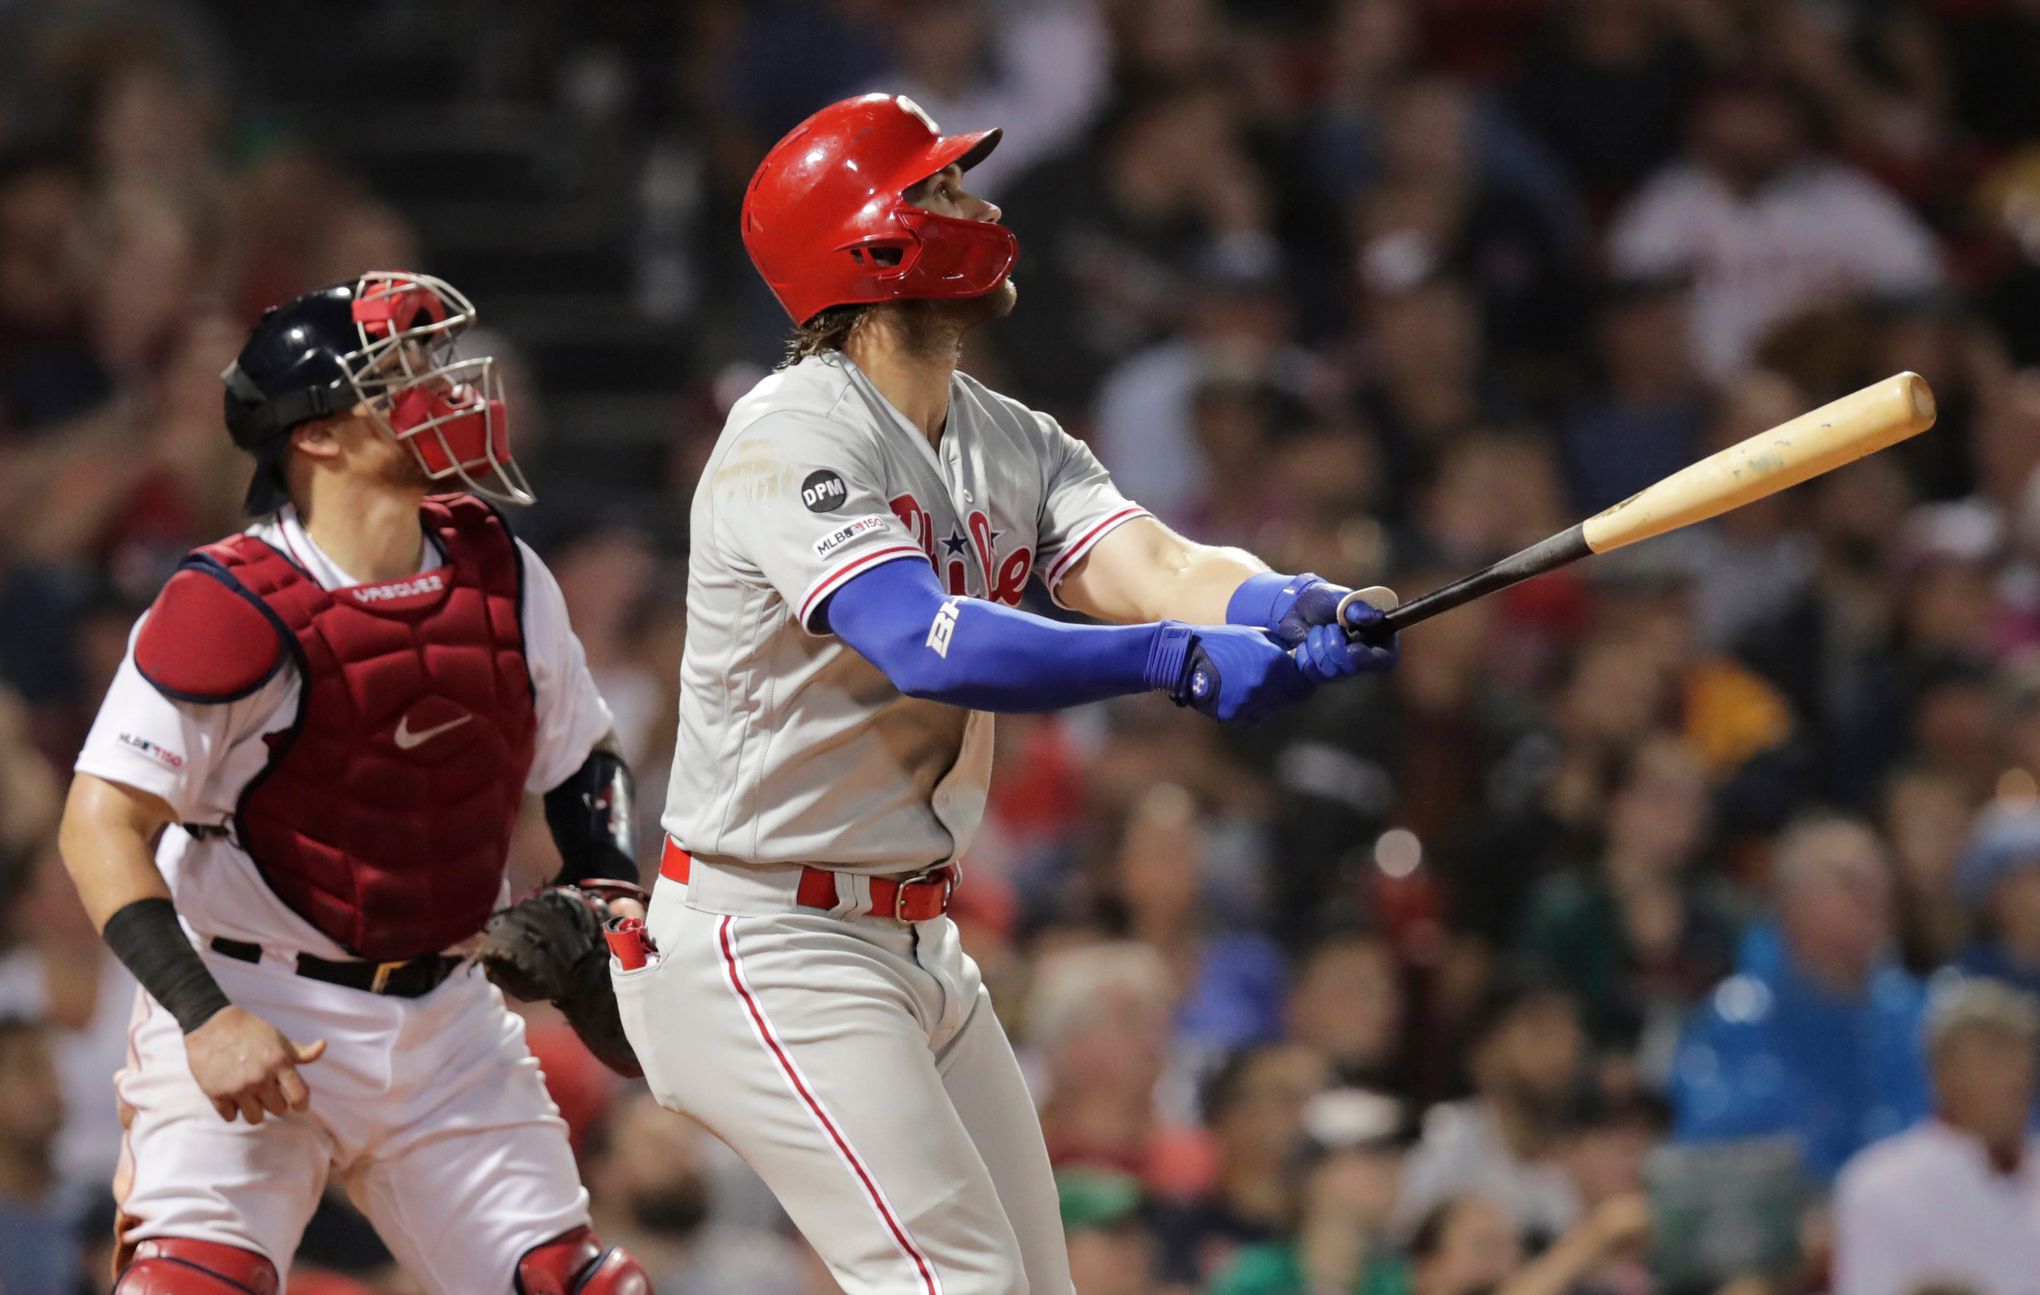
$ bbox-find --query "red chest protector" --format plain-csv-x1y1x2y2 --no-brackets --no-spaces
135,496,537,961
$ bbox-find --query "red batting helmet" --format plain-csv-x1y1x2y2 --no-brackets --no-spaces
742,93,1017,325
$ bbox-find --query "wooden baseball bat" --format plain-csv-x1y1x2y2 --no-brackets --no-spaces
1343,371,1937,639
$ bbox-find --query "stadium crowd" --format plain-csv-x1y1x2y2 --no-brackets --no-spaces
4,0,2040,1292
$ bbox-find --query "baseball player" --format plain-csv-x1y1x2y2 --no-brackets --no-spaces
56,271,653,1294
613,95,1399,1295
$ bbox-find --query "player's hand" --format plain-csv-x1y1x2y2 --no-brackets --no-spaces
1293,598,1399,683
1151,622,1313,725
1266,580,1398,647
184,1005,325,1125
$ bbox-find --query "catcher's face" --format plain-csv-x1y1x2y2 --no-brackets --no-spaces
343,271,532,505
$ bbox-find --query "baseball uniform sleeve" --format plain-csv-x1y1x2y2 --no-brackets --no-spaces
73,618,281,823
708,412,928,634
517,541,619,792
1030,411,1149,603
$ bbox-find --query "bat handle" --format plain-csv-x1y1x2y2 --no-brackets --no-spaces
1341,524,1592,643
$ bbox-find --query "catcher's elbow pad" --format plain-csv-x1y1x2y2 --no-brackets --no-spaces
543,748,638,886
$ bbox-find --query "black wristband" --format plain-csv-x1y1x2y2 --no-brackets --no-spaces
102,898,231,1034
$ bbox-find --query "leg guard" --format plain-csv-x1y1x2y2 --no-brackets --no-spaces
115,1238,280,1294
514,1224,654,1294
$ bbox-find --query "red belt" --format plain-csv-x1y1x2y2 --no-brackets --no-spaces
660,836,956,923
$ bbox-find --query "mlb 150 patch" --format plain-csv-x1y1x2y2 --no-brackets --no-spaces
813,516,889,558
119,733,185,769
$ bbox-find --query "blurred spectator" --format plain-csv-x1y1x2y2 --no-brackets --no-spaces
1404,1191,1651,1295
1881,763,1975,974
1558,273,1706,516
1609,73,1942,378
1954,799,2040,1001
1669,815,1929,1180
1517,734,1744,1062
1154,1042,1329,1288
0,836,135,1194
856,0,1111,200
587,1093,809,1295
0,1014,81,1295
1345,78,1586,375
0,148,102,434
1208,1087,1411,1295
1029,941,1176,1178
998,82,1281,410
1832,978,2040,1295
1509,0,1707,208
1285,926,1410,1098
1090,265,1320,531
1056,1167,1160,1295
1103,783,1288,1058
1393,975,1584,1243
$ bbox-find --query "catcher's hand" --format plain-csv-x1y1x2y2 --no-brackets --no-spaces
479,886,644,1077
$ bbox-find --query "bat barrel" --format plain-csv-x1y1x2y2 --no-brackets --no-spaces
1578,371,1935,555
1351,372,1936,644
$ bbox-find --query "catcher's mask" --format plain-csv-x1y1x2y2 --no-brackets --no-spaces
222,270,531,512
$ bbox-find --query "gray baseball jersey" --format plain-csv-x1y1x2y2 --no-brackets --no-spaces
663,351,1146,873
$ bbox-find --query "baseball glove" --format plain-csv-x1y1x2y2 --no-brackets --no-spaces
478,886,644,1077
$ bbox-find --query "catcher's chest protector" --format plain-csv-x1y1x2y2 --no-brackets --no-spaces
190,498,535,960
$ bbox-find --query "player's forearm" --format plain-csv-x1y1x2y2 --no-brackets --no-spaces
1134,541,1269,624
1055,517,1268,624
59,774,178,929
826,558,1183,712
60,774,232,1032
543,735,639,887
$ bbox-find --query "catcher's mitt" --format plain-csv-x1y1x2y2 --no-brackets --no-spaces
478,885,645,1077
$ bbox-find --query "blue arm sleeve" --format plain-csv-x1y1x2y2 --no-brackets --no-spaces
820,557,1180,713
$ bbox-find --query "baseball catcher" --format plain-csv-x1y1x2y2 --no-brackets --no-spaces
59,272,652,1293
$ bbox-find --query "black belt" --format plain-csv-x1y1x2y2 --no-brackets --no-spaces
207,937,463,998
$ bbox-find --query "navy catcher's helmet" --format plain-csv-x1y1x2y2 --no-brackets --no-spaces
223,270,529,514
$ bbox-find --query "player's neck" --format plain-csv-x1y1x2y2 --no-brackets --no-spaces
294,479,429,584
844,326,956,445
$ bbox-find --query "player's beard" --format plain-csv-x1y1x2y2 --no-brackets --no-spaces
893,278,1018,358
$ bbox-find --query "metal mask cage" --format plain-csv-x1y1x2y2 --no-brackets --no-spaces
337,270,534,506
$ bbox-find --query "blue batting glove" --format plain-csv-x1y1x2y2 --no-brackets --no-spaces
1229,571,1351,648
1147,622,1314,725
1295,611,1398,684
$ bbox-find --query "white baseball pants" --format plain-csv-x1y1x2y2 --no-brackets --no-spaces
113,946,589,1293
614,860,1073,1295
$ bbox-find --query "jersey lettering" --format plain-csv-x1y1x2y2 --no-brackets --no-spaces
890,494,1032,609
925,597,962,658
349,572,445,603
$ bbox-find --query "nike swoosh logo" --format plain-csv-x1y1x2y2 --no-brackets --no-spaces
393,712,472,751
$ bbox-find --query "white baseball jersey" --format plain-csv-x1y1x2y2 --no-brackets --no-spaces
1608,160,1941,377
664,351,1146,873
73,504,615,959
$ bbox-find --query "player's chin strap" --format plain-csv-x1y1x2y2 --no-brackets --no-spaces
515,1225,652,1294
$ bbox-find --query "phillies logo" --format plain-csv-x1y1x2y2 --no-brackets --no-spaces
890,494,1031,606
